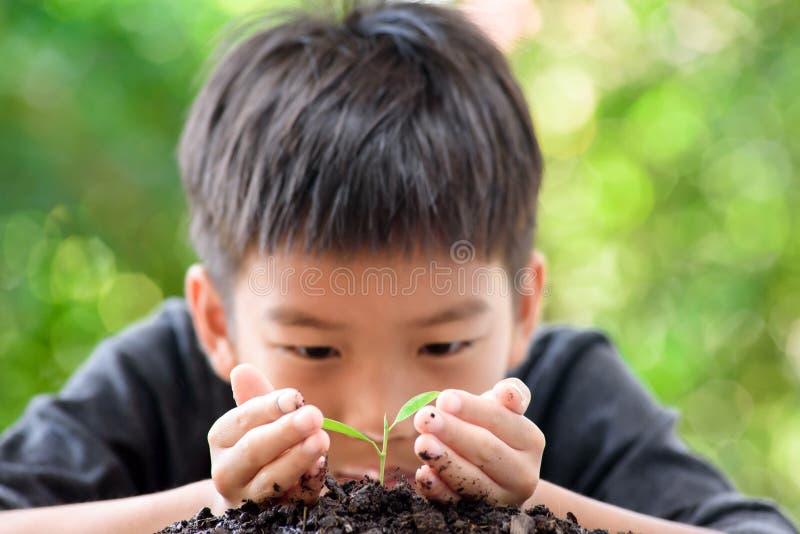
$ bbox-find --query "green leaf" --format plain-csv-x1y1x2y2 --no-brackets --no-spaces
322,418,375,444
390,391,441,429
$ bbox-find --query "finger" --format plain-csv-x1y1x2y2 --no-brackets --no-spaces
245,429,330,502
284,455,328,505
211,405,324,497
208,388,305,449
231,363,274,405
414,433,514,505
415,464,460,503
492,378,531,415
414,407,542,498
434,389,542,451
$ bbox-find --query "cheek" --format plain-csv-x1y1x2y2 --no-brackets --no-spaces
420,355,511,398
231,331,296,388
464,335,514,390
233,337,340,411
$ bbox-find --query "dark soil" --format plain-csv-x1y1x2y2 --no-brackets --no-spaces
158,475,621,534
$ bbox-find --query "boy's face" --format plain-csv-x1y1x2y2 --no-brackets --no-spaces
187,245,545,487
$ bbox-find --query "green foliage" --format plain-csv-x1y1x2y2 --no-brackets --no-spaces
390,391,442,429
323,391,441,485
321,419,380,453
0,0,798,523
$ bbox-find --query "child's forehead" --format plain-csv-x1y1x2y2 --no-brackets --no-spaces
243,241,501,272
235,244,511,315
255,292,495,332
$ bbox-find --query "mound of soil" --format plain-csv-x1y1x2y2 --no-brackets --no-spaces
158,475,617,533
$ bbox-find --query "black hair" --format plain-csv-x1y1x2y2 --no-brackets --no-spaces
178,0,543,305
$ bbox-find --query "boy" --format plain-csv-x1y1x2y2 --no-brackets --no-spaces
0,1,796,533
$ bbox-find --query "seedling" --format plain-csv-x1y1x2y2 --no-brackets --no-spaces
322,391,441,485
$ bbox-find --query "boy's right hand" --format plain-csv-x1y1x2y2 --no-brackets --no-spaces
207,363,329,513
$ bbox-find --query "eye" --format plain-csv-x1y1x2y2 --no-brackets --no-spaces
419,341,471,357
286,346,340,359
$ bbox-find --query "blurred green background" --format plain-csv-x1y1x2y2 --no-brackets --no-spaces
0,0,797,522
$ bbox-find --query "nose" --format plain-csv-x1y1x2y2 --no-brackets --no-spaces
339,369,411,441
340,390,392,441
362,428,385,442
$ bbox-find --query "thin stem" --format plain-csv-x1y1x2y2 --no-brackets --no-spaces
379,415,389,485
369,440,382,457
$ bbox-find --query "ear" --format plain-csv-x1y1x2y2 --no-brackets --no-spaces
184,263,237,382
507,250,547,370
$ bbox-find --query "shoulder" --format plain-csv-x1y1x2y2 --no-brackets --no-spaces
508,323,664,431
67,296,193,380
93,295,197,360
61,296,231,414
62,296,235,485
0,297,232,504
510,322,618,386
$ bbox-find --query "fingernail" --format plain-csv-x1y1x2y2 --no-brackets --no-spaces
419,436,443,459
439,392,461,414
509,384,527,404
278,390,302,413
416,466,434,491
308,455,325,477
421,408,443,433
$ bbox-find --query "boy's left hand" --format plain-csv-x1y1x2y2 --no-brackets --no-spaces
412,378,545,506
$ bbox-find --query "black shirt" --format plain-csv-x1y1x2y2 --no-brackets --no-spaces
0,297,796,533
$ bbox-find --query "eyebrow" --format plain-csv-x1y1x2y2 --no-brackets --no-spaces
264,298,490,330
409,298,491,327
265,306,348,330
